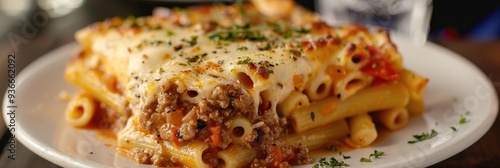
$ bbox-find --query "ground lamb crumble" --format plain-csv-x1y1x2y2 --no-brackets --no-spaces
134,82,313,167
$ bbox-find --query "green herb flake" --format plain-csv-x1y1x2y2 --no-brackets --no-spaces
187,36,198,46
343,155,351,159
450,126,457,131
267,68,274,74
313,157,349,168
237,57,251,64
150,40,164,46
293,27,311,34
159,68,165,73
237,46,248,50
459,116,467,124
167,30,174,36
208,25,266,42
360,157,372,162
150,25,162,30
310,112,315,121
369,150,384,159
408,129,438,144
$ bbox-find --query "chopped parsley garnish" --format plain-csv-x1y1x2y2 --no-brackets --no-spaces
159,68,165,73
343,155,351,159
293,27,311,34
271,22,310,38
149,40,164,46
187,36,198,46
267,68,274,74
150,25,162,30
359,157,372,162
369,150,384,159
237,46,248,50
459,116,467,124
450,126,457,131
136,43,143,49
408,129,438,144
208,24,266,42
310,112,315,121
167,30,174,36
312,157,349,168
359,150,384,163
237,57,251,64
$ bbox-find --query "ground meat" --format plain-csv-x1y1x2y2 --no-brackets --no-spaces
137,82,311,167
132,148,153,164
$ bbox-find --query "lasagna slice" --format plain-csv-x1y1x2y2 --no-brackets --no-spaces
64,1,427,167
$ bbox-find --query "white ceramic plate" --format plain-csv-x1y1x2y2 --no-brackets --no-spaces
3,36,498,168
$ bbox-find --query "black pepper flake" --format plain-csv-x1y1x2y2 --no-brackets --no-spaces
90,152,93,154
289,49,301,57
173,44,183,51
336,93,341,99
310,112,315,121
348,44,356,52
175,132,183,139
217,60,224,64
352,56,360,63
196,120,207,129
212,50,217,54
187,55,200,63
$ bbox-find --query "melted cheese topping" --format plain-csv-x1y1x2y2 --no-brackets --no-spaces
75,6,402,126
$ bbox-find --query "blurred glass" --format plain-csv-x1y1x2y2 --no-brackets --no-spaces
37,0,84,18
316,0,432,45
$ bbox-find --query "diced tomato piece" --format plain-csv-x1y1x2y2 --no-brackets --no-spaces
362,46,399,80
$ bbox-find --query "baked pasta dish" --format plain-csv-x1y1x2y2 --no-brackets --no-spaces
64,0,428,167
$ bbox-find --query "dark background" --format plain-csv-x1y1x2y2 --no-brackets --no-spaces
0,0,499,167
